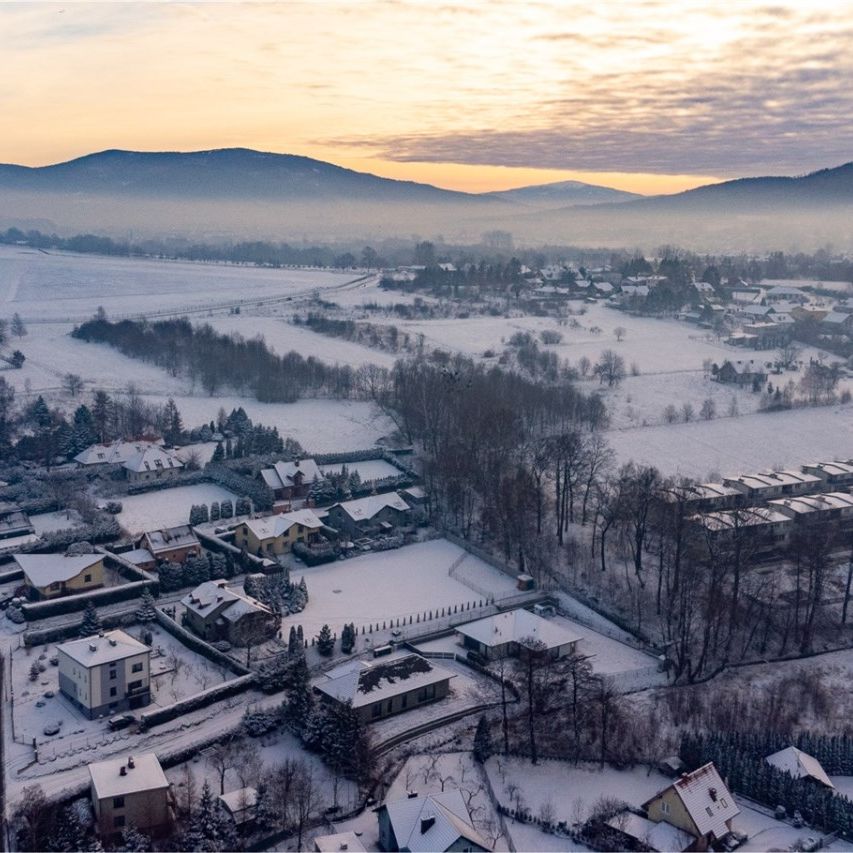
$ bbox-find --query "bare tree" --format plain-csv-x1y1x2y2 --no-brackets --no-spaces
613,326,627,342
63,373,84,397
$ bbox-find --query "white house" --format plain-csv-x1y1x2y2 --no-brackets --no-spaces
122,445,184,483
766,746,834,788
455,608,582,660
58,630,151,719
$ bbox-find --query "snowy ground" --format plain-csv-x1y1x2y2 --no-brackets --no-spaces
607,402,853,480
29,509,83,535
114,483,239,535
281,539,519,639
319,459,403,481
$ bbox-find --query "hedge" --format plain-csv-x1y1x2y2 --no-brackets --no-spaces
23,607,137,647
21,578,156,622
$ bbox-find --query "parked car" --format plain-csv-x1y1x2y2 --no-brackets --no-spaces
108,713,136,731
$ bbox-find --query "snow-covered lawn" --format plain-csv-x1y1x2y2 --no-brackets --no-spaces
282,539,519,638
319,459,403,481
142,395,396,454
114,483,238,535
29,509,83,535
608,402,853,479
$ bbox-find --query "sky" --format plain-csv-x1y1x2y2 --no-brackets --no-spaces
1,1,851,195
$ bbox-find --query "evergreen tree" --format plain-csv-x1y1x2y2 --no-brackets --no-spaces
288,625,299,656
135,588,157,622
163,397,183,445
316,624,334,656
29,661,40,681
286,651,313,735
118,825,151,852
219,498,233,518
209,501,220,522
71,405,97,454
157,561,184,592
325,699,373,782
473,714,493,763
235,497,251,516
196,780,221,851
297,624,304,648
211,442,225,463
11,312,26,338
254,781,275,830
79,601,102,637
91,390,112,442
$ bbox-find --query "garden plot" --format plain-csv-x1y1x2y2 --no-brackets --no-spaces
608,402,853,480
114,483,238,535
281,538,518,638
319,458,403,481
141,395,396,454
0,245,350,323
29,509,83,535
9,623,234,750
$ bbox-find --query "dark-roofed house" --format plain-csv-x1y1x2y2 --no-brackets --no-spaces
315,653,454,724
139,525,201,565
15,552,105,600
181,579,277,646
326,493,411,538
89,752,171,838
58,630,151,718
377,790,490,852
714,359,768,387
260,458,324,501
642,762,739,851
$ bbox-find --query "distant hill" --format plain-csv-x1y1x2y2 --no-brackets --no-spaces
484,179,640,207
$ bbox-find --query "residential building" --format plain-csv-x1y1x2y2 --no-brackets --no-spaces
15,552,105,600
765,285,808,304
606,809,695,852
75,440,163,469
89,753,171,837
821,311,853,334
260,458,324,501
768,492,853,528
802,461,853,490
233,508,324,556
691,507,793,551
642,762,739,852
120,547,157,572
122,445,184,483
376,790,490,852
181,579,277,646
58,630,151,719
218,787,258,827
315,653,454,724
313,831,367,852
723,469,821,501
658,483,743,512
0,502,34,541
326,493,411,538
713,359,768,387
766,746,834,789
139,525,201,565
455,609,581,660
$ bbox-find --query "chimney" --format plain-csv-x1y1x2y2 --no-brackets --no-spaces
120,766,127,776
128,756,135,769
109,638,117,646
420,815,435,834
407,791,418,799
89,643,97,652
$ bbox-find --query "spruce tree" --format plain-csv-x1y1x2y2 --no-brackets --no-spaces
254,781,275,830
316,624,334,656
286,651,313,735
219,498,232,518
196,780,220,850
211,442,225,463
135,588,157,623
473,714,493,763
119,825,151,852
288,625,299,656
209,501,220,522
79,601,102,637
11,312,26,338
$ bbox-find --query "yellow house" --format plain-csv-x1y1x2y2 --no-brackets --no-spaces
233,509,323,557
16,552,105,600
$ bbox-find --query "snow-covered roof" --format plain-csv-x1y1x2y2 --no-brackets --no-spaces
644,762,739,841
261,458,323,491
456,609,581,651
123,444,184,474
218,787,258,820
315,653,453,708
769,492,853,517
331,493,410,522
241,508,324,541
75,440,163,466
766,746,834,788
181,579,270,620
122,547,155,566
804,461,853,478
143,524,198,554
60,630,149,668
823,311,852,325
695,507,792,532
381,790,488,853
312,831,367,852
608,810,694,852
89,753,168,800
403,485,426,500
724,469,821,490
15,552,102,587
0,509,33,536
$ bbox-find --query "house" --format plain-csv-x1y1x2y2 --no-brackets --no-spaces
714,359,768,387
606,809,695,852
181,579,277,646
315,653,454,724
723,469,821,501
313,831,367,852
802,461,853,490
768,492,853,529
58,630,151,718
233,508,324,556
15,552,105,600
659,483,743,512
692,507,793,550
260,458,324,501
741,321,791,349
218,787,258,827
89,753,171,837
326,493,411,538
766,746,834,789
401,485,427,506
455,608,581,660
120,547,157,572
75,440,163,469
139,525,201,565
376,790,490,852
122,445,184,483
0,502,34,541
642,762,739,851
765,284,808,304
821,311,853,334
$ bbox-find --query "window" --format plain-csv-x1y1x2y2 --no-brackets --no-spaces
387,700,393,713
706,807,714,817
128,680,142,691
371,703,382,718
720,798,728,807
661,801,670,815
109,670,117,680
110,686,117,697
84,574,92,583
132,662,143,673
113,816,125,829
113,796,125,808
50,582,60,591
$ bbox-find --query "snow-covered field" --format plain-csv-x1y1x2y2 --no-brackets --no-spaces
282,538,519,638
608,403,853,479
29,509,83,535
319,458,403,481
114,483,238,535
